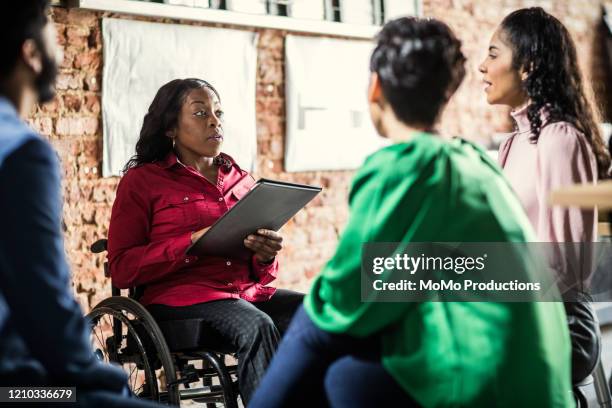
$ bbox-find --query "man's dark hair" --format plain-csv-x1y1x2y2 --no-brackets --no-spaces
370,17,466,128
0,1,51,76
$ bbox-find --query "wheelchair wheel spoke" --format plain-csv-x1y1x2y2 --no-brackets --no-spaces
129,364,137,388
134,380,145,396
91,319,111,363
86,299,181,405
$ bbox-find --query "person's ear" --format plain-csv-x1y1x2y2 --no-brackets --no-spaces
21,39,43,75
166,128,176,139
520,62,532,82
367,72,383,105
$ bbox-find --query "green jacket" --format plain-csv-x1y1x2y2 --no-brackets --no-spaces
304,132,573,407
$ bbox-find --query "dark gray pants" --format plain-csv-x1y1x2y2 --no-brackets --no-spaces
563,292,601,384
147,289,304,403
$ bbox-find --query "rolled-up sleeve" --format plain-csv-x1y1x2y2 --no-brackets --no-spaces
251,256,279,285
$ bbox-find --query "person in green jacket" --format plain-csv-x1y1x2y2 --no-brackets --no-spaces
248,17,573,408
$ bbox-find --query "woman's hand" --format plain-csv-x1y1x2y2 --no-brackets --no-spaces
244,229,283,263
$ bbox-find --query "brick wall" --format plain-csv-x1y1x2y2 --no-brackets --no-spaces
28,1,611,313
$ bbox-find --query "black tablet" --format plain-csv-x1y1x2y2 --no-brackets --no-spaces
186,179,322,258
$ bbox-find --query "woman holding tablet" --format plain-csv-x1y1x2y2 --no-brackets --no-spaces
106,78,303,404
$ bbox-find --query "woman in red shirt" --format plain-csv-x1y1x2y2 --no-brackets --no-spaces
107,78,304,403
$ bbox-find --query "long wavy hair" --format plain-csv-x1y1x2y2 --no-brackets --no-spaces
123,78,220,173
500,7,610,178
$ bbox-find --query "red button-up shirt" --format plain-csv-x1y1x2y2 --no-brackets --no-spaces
107,152,278,307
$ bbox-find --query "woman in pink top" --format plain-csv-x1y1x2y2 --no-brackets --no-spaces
479,7,610,387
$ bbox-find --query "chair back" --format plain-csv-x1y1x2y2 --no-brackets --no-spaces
90,238,142,299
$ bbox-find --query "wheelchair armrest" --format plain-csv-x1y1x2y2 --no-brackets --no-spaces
91,239,108,254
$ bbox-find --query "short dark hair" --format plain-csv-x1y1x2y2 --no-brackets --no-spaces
370,17,466,127
0,1,50,76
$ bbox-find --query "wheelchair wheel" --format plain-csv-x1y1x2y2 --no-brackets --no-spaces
86,296,181,406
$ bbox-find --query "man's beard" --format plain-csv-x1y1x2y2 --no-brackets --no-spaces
34,42,58,104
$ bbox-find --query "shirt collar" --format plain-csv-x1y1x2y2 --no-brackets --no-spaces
159,151,180,169
509,104,531,134
510,103,551,135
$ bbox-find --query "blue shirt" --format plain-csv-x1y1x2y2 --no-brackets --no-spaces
0,96,126,390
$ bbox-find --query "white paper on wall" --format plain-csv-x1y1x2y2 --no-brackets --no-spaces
341,0,373,25
225,0,267,15
102,18,258,177
384,0,420,21
284,35,387,172
290,0,325,20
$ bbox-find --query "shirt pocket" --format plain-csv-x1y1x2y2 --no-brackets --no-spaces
154,192,209,231
228,183,251,206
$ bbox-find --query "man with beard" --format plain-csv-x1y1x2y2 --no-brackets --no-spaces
0,2,161,407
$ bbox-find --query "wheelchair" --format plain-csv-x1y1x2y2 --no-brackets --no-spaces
86,239,240,407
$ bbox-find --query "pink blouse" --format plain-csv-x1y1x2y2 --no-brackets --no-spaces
498,105,597,286
498,105,597,242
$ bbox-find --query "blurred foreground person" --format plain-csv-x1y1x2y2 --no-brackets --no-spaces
249,17,573,408
0,2,162,406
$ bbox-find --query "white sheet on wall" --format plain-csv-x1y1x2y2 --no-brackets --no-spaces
102,18,258,177
284,35,387,172
384,0,420,20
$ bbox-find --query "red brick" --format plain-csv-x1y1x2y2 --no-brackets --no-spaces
55,116,98,136
81,202,97,224
269,139,283,158
89,25,102,49
92,186,112,204
66,26,90,48
30,117,53,136
63,94,82,112
51,7,69,24
266,120,283,137
74,50,101,71
259,60,282,84
55,73,83,90
55,23,67,46
84,94,101,114
84,75,100,92
66,9,99,27
59,44,76,69
39,97,60,114
83,117,99,135
259,30,283,50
